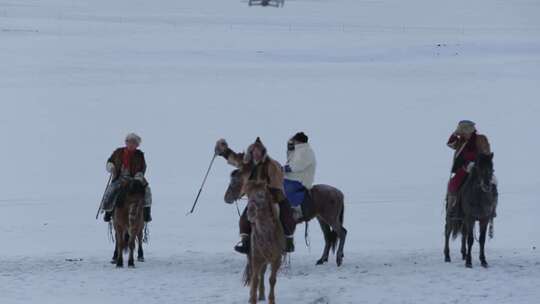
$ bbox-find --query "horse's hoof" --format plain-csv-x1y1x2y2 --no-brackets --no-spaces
116,264,124,268
137,257,145,262
128,264,135,268
110,259,117,264
481,261,489,268
445,256,451,263
316,259,327,265
465,263,472,269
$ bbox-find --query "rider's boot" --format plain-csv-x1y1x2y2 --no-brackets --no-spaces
234,234,250,254
285,236,295,253
143,207,152,222
104,211,112,222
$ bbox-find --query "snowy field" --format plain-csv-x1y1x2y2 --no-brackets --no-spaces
1,0,540,303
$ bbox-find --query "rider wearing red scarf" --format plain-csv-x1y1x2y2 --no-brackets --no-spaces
102,133,152,222
446,121,491,214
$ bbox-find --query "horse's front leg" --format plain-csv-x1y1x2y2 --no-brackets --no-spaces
479,219,489,268
465,220,474,268
137,230,145,262
316,219,332,265
461,230,467,261
111,246,118,264
115,229,124,268
258,264,267,302
250,262,262,304
128,235,136,268
268,258,281,304
444,221,451,262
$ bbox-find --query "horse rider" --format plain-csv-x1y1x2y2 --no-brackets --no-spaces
101,133,153,223
215,137,296,254
283,132,317,221
446,120,495,216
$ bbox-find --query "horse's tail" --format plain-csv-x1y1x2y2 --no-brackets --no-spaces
242,255,252,287
329,194,345,254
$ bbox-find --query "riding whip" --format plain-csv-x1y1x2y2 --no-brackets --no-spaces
96,173,113,220
187,154,217,215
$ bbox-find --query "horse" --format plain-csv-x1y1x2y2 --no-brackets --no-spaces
225,168,348,266
445,153,497,268
243,181,285,304
111,178,147,268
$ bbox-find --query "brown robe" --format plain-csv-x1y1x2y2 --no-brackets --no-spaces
108,148,146,181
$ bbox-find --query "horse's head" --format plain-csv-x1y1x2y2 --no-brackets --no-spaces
475,153,494,191
244,181,272,222
116,178,146,209
127,179,147,196
224,169,245,204
244,181,270,206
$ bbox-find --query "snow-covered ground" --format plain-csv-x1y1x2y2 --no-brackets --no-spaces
1,0,539,303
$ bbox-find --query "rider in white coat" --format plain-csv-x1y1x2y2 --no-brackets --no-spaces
283,132,317,219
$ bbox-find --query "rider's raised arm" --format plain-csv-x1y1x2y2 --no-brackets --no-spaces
447,133,461,150
287,147,315,173
224,150,245,168
215,139,245,168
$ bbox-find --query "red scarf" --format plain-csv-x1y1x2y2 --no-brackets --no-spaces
122,148,135,171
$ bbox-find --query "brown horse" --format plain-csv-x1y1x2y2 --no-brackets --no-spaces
445,153,497,268
243,181,284,304
225,168,347,266
112,179,146,268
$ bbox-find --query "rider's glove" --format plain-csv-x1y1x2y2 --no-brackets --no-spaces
283,165,292,173
134,172,145,182
134,172,148,187
465,162,475,173
215,139,229,156
106,162,115,173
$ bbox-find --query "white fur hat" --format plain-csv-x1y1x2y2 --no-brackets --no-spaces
125,133,142,145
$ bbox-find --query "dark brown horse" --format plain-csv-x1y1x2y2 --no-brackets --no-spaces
225,168,347,266
243,181,284,304
444,153,497,268
112,179,146,268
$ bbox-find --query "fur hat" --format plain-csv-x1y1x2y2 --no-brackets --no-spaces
455,120,476,135
292,132,309,143
244,137,268,164
125,133,142,145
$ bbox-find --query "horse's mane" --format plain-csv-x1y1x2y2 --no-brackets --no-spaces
116,180,146,208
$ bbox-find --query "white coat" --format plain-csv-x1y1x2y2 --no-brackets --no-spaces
285,143,317,189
